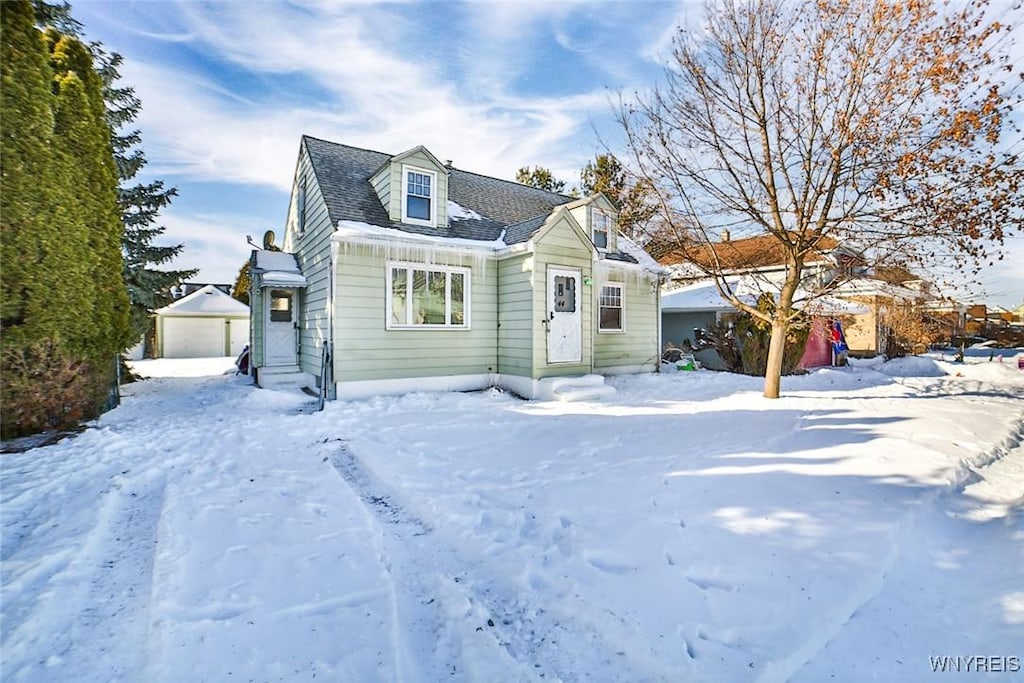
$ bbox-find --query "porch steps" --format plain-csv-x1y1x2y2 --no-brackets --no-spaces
255,365,310,391
536,374,617,402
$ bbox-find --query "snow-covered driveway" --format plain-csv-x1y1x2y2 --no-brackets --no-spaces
2,355,1022,682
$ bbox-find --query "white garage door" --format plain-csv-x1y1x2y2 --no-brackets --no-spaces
229,318,249,356
162,317,226,358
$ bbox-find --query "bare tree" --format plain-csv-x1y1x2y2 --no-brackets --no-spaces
620,0,1022,397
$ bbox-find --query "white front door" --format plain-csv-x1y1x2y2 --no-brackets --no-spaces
547,267,582,364
265,288,297,366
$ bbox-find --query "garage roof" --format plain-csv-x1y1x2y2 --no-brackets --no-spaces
155,284,250,317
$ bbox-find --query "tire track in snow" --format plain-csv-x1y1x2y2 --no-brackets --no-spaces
325,440,647,682
66,471,168,682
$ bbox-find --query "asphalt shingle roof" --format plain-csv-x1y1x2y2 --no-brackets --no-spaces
301,136,653,269
302,136,570,243
658,233,839,271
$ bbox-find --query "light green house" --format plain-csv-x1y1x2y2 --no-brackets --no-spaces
248,136,665,400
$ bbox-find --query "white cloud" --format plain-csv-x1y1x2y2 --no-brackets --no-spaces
116,1,627,192
159,211,256,284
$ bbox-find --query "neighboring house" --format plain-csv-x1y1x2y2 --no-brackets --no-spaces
154,284,250,358
171,282,233,298
657,233,972,358
660,278,866,370
659,233,871,360
659,232,863,287
247,136,665,400
822,278,924,355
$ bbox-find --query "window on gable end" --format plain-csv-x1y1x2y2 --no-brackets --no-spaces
591,207,612,249
403,167,435,225
297,175,307,235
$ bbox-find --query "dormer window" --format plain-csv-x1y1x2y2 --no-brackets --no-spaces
591,207,611,249
403,165,436,226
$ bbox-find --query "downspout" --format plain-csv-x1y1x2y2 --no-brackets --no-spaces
494,255,500,389
656,274,663,373
589,261,595,376
328,239,338,399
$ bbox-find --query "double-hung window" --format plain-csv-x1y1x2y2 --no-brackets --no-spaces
388,262,470,329
591,208,611,249
598,283,623,332
402,166,435,226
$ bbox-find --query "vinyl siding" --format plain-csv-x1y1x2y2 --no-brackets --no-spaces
249,286,265,367
662,311,718,349
531,214,593,378
496,253,535,377
567,197,616,253
285,144,334,377
844,296,881,355
370,165,390,212
332,244,497,383
593,270,660,372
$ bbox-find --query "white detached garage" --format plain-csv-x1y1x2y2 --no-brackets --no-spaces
155,285,250,358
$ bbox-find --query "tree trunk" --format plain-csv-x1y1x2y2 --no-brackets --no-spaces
763,317,788,399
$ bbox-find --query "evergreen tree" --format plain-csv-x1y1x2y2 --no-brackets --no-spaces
1,1,128,436
1,0,57,340
47,29,132,358
231,260,251,305
32,3,197,348
515,166,567,193
580,154,658,240
92,45,196,345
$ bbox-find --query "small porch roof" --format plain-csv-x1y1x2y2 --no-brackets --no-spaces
253,250,307,287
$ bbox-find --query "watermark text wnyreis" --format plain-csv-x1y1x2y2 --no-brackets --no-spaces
929,656,1020,674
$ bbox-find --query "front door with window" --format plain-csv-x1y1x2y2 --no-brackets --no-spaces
547,267,582,364
265,288,297,366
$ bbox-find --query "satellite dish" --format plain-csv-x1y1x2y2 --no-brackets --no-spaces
263,230,277,250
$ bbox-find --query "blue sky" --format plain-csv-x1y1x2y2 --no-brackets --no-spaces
74,0,1022,309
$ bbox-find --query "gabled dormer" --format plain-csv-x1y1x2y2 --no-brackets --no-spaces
566,194,619,253
370,145,449,228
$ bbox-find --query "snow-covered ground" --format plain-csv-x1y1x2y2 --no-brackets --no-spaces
2,353,1022,682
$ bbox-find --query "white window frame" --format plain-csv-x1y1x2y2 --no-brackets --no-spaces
598,282,624,333
386,261,471,330
591,207,613,251
401,164,437,227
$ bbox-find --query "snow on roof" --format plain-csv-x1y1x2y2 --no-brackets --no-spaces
254,250,301,273
800,295,870,315
661,279,752,311
253,250,308,287
615,235,667,274
446,200,484,221
831,277,922,301
662,279,870,315
155,284,249,317
333,220,507,251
